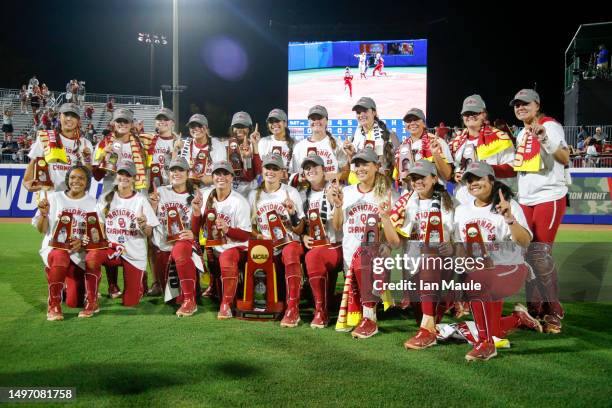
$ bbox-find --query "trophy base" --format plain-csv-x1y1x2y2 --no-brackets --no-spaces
205,239,227,247
85,242,108,250
49,243,71,250
235,300,284,321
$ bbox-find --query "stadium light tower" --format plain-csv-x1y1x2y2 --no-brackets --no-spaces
137,32,168,96
172,0,179,131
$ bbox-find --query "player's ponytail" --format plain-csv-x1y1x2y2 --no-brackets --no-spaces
325,130,337,150
185,179,196,206
375,116,395,171
103,185,119,216
373,171,392,201
433,182,454,212
251,183,265,227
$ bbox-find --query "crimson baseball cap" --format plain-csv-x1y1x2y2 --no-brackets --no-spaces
509,89,540,106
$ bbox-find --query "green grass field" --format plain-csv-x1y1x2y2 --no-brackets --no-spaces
1,224,611,407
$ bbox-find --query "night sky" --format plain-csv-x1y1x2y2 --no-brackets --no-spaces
0,0,608,134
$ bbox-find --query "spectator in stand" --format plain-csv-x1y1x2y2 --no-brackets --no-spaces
1,134,19,162
30,85,42,116
16,135,32,163
20,85,28,113
511,124,519,136
585,139,599,167
106,98,115,113
593,127,608,144
597,44,609,71
576,125,588,141
50,110,59,129
2,109,14,140
576,136,586,153
41,84,51,107
85,123,96,143
84,104,94,121
435,121,450,141
41,109,51,130
28,75,39,89
77,82,86,106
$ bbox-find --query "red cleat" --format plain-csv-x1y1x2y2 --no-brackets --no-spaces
176,299,197,317
108,284,122,299
513,303,543,332
78,300,100,318
280,305,301,328
46,305,64,321
217,303,233,320
543,314,562,334
351,318,379,339
465,340,497,362
404,328,437,350
310,310,329,329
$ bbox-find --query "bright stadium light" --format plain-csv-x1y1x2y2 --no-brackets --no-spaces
137,32,168,96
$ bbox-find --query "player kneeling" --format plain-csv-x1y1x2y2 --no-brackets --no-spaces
452,162,542,361
33,166,97,321
191,162,251,319
83,162,159,315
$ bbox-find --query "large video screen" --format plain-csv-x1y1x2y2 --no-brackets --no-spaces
288,39,427,141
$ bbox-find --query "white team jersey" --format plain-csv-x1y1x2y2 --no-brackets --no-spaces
152,185,195,252
258,135,292,169
341,184,396,271
200,188,252,254
32,191,97,269
453,198,532,266
516,121,568,206
290,136,346,176
301,185,342,245
182,139,213,176
352,126,385,156
97,192,159,270
248,184,305,242
93,139,137,193
398,193,456,241
149,135,175,185
452,137,516,206
28,134,94,192
213,137,257,197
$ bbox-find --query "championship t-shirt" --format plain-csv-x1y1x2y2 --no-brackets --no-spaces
28,134,94,191
200,188,252,254
290,136,346,177
97,192,159,270
32,191,97,269
301,185,342,245
149,135,175,185
453,198,532,266
152,185,194,252
248,184,304,242
93,139,137,193
258,136,292,169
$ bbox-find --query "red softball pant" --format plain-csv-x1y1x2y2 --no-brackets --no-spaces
46,249,85,308
86,248,144,306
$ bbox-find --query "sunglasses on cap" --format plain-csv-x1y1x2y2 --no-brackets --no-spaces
309,114,325,121
188,123,204,129
267,118,282,124
462,112,481,118
354,107,369,114
115,119,130,124
233,124,249,130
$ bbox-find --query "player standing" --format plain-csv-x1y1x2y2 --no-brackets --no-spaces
343,67,354,97
510,89,570,333
354,51,367,79
372,53,387,76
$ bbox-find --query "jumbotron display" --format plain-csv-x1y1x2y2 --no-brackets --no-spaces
288,39,427,141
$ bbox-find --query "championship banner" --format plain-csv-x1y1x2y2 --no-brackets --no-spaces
267,210,291,248
166,206,184,242
307,208,329,247
464,222,493,268
33,157,53,189
227,137,243,176
189,151,208,180
203,209,226,247
236,240,284,320
50,211,74,250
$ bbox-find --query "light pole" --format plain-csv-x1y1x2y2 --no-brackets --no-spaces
137,32,168,96
172,0,179,131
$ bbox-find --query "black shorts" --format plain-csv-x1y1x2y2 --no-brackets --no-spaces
2,124,13,133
